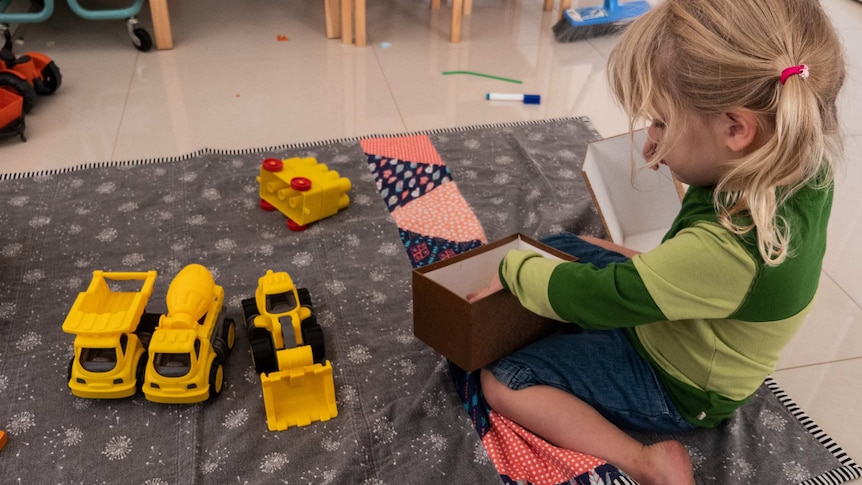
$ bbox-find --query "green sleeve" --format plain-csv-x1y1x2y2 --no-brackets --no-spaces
499,249,666,329
631,222,757,320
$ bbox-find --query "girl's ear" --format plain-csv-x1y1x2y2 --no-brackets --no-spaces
722,110,759,153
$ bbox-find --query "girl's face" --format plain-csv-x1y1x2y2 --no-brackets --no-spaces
643,112,736,187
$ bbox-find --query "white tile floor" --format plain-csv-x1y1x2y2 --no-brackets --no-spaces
3,0,861,474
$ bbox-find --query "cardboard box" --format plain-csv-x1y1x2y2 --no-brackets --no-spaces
582,130,684,253
412,234,575,371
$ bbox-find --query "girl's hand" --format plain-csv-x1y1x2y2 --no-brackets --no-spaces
466,273,504,302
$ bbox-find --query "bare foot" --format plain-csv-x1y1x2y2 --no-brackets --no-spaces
630,440,695,485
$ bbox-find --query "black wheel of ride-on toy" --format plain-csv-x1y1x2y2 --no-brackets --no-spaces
248,327,278,375
0,72,37,113
132,28,153,52
34,61,62,95
301,316,326,364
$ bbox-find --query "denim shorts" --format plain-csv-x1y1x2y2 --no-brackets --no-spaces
486,233,695,433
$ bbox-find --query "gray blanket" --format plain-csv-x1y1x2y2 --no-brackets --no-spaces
0,117,858,484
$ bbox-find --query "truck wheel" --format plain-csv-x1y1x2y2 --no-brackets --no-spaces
241,298,259,328
213,338,227,362
301,317,326,363
223,318,236,353
298,288,313,307
137,312,161,348
248,328,277,374
135,354,147,394
67,357,74,384
208,356,224,399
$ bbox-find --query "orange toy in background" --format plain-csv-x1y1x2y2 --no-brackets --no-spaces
0,87,24,141
0,27,61,114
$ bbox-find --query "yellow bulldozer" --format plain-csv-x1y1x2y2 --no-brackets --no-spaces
242,270,337,431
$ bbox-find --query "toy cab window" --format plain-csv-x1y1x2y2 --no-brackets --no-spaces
198,312,207,325
81,347,118,372
153,352,191,377
267,292,297,313
120,333,128,352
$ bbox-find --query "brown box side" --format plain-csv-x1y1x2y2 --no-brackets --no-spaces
412,234,573,371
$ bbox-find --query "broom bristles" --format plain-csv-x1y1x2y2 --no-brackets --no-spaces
552,16,634,42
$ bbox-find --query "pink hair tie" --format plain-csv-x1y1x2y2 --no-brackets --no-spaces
780,64,809,85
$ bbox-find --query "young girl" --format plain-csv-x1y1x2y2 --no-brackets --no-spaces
469,1,846,484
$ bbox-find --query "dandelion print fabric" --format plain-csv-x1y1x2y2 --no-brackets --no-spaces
0,118,859,485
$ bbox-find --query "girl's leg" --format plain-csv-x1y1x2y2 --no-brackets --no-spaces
539,232,633,266
481,370,695,485
481,276,696,484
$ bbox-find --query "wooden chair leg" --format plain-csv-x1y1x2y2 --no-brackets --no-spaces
324,0,342,39
341,0,354,45
463,0,472,16
149,0,173,50
431,0,440,10
542,0,553,12
355,0,366,47
450,0,462,42
558,0,571,20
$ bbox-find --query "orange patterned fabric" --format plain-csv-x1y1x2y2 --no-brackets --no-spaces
389,182,487,244
360,135,447,166
482,411,607,485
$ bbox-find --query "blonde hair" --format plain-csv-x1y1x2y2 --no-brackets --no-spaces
607,0,845,265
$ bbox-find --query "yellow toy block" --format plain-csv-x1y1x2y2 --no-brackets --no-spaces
257,157,351,231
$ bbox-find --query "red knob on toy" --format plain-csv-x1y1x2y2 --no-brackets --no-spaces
262,158,284,172
290,177,312,191
287,219,308,231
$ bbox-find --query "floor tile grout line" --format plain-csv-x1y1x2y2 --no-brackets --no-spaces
775,355,862,373
821,269,862,312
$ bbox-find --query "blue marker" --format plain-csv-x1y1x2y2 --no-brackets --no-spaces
486,93,541,105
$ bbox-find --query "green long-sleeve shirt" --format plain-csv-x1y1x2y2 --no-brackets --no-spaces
499,183,832,427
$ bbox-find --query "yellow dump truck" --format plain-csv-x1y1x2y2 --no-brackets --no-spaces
242,270,337,431
143,264,236,404
63,271,160,399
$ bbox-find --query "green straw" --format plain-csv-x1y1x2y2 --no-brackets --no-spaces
442,71,523,84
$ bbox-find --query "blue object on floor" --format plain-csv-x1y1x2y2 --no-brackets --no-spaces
553,0,651,42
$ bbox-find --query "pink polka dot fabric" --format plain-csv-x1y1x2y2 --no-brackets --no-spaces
390,182,487,244
482,411,607,485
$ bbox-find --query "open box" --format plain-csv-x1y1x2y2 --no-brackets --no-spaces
412,234,575,371
582,130,683,253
